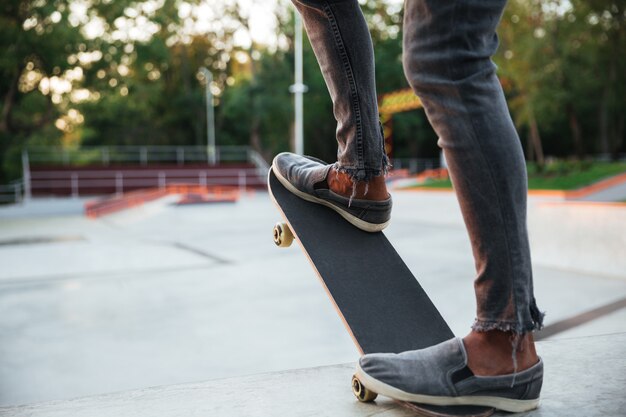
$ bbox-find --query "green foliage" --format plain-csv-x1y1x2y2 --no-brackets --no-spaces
419,178,453,189
526,161,626,189
0,0,78,181
419,161,626,190
1,0,624,185
219,48,294,157
300,35,335,161
496,0,626,161
365,1,438,159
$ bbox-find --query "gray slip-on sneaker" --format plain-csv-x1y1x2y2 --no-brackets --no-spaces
356,337,543,413
271,152,392,232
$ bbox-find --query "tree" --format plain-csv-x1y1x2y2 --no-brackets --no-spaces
0,0,256,181
0,0,88,181
496,0,626,163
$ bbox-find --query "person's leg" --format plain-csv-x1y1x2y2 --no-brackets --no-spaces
291,0,389,190
401,0,544,371
356,0,544,411
271,0,391,231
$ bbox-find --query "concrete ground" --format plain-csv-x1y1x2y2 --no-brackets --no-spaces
0,191,625,408
579,176,626,202
3,332,624,417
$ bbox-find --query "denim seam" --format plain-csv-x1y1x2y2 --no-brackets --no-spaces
445,1,521,333
322,3,365,172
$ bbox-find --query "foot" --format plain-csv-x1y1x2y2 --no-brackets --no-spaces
463,330,538,376
357,337,543,413
326,166,389,201
271,152,392,232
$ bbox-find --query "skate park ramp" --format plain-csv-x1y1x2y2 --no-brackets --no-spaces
0,191,624,413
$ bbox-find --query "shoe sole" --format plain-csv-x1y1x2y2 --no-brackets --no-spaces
355,363,540,413
272,165,390,233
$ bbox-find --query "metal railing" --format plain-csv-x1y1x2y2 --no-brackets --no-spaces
0,181,24,204
1,169,262,203
26,145,268,170
246,148,270,174
593,153,626,163
5,146,272,201
391,158,441,174
4,155,438,203
28,168,264,198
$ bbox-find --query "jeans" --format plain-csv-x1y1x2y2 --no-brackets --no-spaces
292,0,544,334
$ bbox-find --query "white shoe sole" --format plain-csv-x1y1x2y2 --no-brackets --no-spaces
272,165,390,233
355,363,540,413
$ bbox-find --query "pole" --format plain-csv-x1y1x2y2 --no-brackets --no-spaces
289,11,307,155
21,149,31,201
200,67,217,165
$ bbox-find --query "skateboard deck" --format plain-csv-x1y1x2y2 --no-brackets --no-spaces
268,169,494,417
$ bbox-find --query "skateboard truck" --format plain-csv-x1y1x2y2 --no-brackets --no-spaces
273,222,294,247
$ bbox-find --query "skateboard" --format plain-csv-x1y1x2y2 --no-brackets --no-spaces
268,169,494,417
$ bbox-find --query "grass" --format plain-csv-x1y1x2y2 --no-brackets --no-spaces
526,162,626,190
419,178,453,189
413,161,626,191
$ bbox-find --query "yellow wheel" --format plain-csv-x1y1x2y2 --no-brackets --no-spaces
352,375,377,402
273,222,294,247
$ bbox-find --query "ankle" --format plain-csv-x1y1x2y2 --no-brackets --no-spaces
463,330,538,376
327,168,389,200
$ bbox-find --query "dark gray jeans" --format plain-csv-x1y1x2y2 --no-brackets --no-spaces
292,0,544,334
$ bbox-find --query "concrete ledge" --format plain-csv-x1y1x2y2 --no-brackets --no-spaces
529,202,626,278
2,333,625,417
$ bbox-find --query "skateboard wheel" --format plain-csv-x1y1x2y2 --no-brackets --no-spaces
273,222,294,247
351,375,377,402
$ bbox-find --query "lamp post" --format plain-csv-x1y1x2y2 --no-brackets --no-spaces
200,67,217,165
289,11,307,155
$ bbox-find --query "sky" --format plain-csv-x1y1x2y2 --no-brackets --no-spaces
75,0,284,47
75,0,405,48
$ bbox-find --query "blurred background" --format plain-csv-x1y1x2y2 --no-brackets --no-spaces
1,0,625,410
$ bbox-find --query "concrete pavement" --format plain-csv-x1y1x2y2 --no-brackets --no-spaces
0,191,624,407
2,333,624,417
